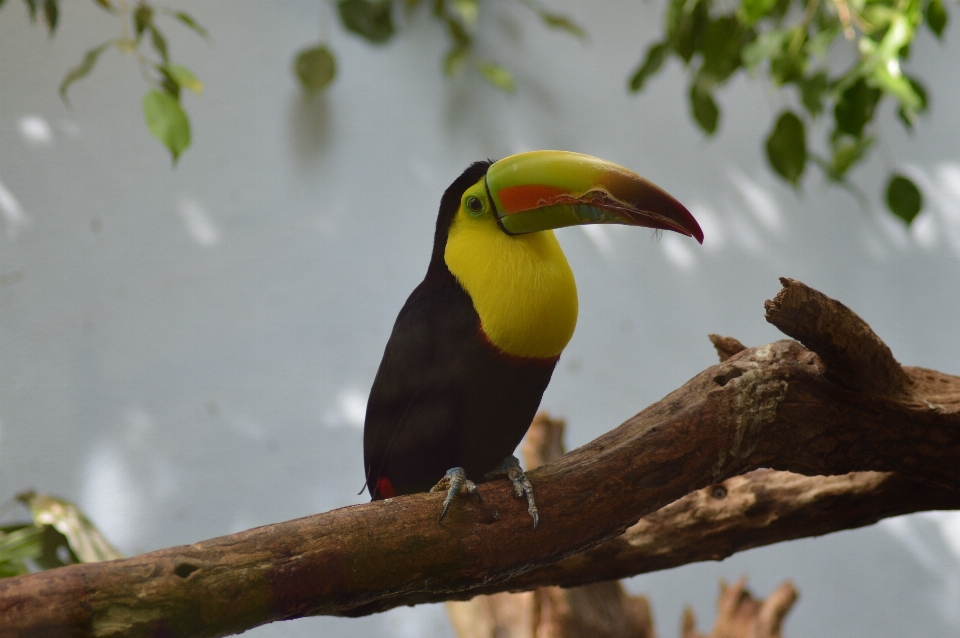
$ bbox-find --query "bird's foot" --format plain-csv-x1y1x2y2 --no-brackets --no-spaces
485,455,539,530
430,467,480,522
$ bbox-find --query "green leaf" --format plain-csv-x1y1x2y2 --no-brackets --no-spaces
826,134,873,179
834,78,882,138
18,492,123,563
798,71,829,116
739,0,777,26
142,90,191,163
149,25,168,62
161,9,209,38
444,15,471,48
897,75,928,128
689,79,719,134
700,16,751,82
92,0,117,13
742,29,787,70
769,28,806,85
338,0,395,44
926,0,947,37
42,0,58,34
134,2,153,39
534,8,586,39
444,46,467,76
629,41,670,92
886,174,922,224
766,110,806,185
0,525,44,576
452,0,478,27
59,41,113,103
24,0,38,21
478,62,515,92
160,63,203,94
293,45,337,93
666,0,708,63
807,24,840,58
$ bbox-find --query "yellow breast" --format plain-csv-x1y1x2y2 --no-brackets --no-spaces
444,208,578,360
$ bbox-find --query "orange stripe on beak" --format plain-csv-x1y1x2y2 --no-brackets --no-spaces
497,184,568,214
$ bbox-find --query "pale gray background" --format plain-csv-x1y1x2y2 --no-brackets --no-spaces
2,1,959,636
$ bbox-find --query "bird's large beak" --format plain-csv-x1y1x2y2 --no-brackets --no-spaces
485,150,703,244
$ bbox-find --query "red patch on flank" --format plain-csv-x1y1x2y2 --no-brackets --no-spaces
497,184,568,214
376,476,396,499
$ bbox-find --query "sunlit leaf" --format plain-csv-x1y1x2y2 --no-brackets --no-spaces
766,110,806,185
161,9,209,38
807,24,840,58
0,525,44,576
294,45,336,93
43,0,58,34
149,25,169,61
739,0,777,26
478,62,514,92
886,174,922,224
59,41,113,103
142,89,191,163
452,0,478,28
629,41,669,92
159,63,203,95
897,75,928,128
338,0,395,44
834,78,882,138
18,492,123,563
689,79,719,134
742,29,787,70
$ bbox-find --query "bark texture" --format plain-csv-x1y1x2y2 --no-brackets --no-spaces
0,279,958,638
447,414,656,638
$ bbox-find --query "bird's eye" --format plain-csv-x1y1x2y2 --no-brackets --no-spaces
465,196,484,215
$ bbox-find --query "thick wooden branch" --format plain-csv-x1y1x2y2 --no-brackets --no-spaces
1,280,959,637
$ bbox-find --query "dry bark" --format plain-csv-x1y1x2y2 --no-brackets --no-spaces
682,579,797,638
1,279,958,637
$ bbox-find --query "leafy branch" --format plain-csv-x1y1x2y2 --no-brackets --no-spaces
293,0,585,96
0,492,122,578
629,0,951,223
5,0,208,162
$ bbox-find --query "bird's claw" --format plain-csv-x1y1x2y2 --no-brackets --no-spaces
485,455,539,530
431,467,479,522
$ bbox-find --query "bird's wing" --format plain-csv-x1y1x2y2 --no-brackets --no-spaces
362,277,474,498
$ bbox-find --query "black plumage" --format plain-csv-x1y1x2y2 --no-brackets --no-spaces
363,162,557,500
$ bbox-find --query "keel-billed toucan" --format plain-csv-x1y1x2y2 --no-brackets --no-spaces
363,150,702,528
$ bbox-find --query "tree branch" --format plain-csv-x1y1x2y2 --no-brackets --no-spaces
1,279,958,637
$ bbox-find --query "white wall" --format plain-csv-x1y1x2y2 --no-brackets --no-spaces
2,1,959,636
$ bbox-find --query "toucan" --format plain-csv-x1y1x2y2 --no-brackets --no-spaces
363,150,702,528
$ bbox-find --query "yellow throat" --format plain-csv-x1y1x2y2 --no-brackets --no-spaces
443,178,578,360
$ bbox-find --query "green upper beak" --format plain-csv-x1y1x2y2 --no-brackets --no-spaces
486,150,703,244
